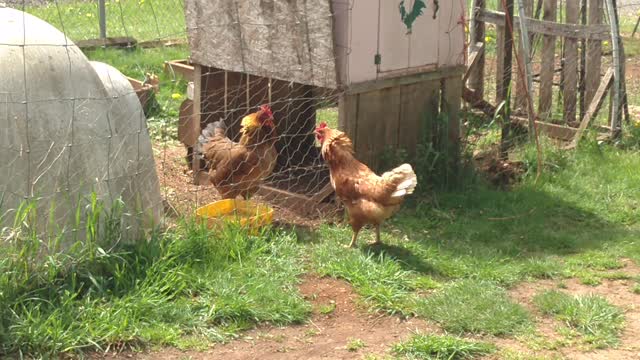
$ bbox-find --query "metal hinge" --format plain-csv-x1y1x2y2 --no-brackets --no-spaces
374,53,381,65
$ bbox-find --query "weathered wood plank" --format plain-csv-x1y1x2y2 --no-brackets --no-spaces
499,0,514,159
256,185,325,217
355,87,402,171
585,0,603,106
75,36,137,49
345,66,465,95
192,64,205,184
468,0,486,98
164,60,195,81
476,8,610,40
495,2,507,104
515,0,534,111
178,99,198,147
563,0,579,123
338,94,359,145
512,117,577,140
538,0,557,120
441,77,463,179
398,81,440,158
464,42,485,84
566,67,614,149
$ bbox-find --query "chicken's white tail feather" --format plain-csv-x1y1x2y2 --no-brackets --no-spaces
386,164,417,198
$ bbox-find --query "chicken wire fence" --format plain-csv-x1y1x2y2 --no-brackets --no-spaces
0,0,465,245
465,0,631,152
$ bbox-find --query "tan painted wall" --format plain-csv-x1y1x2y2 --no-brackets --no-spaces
333,0,466,85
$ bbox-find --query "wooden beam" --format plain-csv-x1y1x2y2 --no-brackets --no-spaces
563,0,580,124
515,0,534,111
468,0,486,98
499,0,514,159
76,36,137,49
256,185,331,217
138,38,188,48
538,0,557,120
585,0,603,106
344,66,465,95
464,42,485,84
164,60,195,81
476,8,610,40
512,117,577,141
566,67,614,149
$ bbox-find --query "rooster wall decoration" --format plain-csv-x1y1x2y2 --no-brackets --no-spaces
398,0,438,35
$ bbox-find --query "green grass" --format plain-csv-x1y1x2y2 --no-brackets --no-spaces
85,46,190,142
392,333,496,360
418,280,531,335
25,0,186,42
0,200,309,356
533,290,625,348
346,338,366,352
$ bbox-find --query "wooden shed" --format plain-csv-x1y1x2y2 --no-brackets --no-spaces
180,0,466,212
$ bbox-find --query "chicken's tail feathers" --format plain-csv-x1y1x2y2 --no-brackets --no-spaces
195,120,226,160
384,163,417,198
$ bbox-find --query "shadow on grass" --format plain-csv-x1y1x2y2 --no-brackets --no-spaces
349,182,640,284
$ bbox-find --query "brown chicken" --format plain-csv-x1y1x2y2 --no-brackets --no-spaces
196,105,278,199
315,123,417,248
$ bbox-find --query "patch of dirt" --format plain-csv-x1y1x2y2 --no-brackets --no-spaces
472,146,526,188
100,276,433,359
502,259,640,359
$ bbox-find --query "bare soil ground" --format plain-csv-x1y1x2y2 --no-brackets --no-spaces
102,276,432,360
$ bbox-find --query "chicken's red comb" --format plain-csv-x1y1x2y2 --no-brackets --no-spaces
317,122,328,129
259,104,273,117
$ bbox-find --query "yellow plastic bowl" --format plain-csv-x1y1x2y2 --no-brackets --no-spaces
195,199,274,233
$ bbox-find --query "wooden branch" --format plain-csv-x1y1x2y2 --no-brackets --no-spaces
464,42,485,84
565,67,614,149
463,86,496,117
476,8,610,40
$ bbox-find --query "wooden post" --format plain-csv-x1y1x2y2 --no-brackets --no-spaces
563,0,579,124
579,0,587,120
516,0,537,139
496,0,507,105
468,0,486,99
515,0,533,111
538,0,557,120
500,0,515,158
605,0,622,137
585,0,603,107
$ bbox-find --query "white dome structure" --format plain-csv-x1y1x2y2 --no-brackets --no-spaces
0,6,162,241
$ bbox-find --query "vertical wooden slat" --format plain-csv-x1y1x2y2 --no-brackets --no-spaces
398,81,439,158
442,76,462,181
192,64,203,178
515,0,533,111
538,0,557,120
355,87,401,171
468,0,486,98
563,0,579,124
495,0,506,104
579,0,588,120
585,0,603,106
499,0,514,158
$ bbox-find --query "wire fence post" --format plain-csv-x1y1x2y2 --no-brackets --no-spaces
99,0,106,39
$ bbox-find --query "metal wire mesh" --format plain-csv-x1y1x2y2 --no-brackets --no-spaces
0,0,467,243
